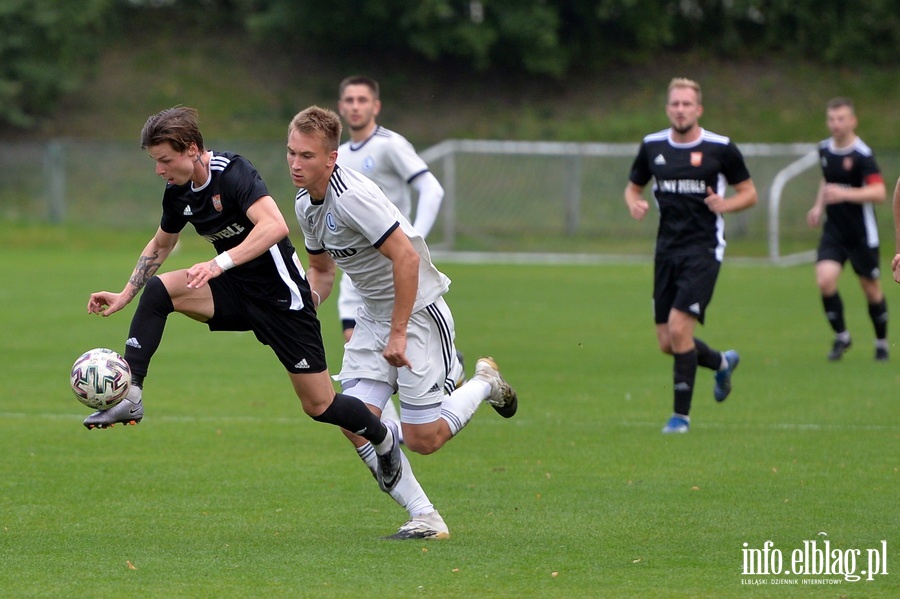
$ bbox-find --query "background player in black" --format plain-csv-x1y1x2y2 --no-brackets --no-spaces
806,97,888,361
83,107,401,491
892,177,900,284
625,78,758,434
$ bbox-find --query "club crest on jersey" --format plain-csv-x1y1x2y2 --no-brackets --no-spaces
325,212,337,232
211,194,223,212
843,156,854,171
690,152,703,167
307,216,315,229
363,156,375,173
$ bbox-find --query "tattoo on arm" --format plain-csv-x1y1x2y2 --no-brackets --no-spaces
127,252,162,298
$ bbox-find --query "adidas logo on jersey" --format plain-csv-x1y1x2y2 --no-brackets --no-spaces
183,205,193,216
654,154,666,165
294,359,310,370
428,383,441,393
125,337,142,349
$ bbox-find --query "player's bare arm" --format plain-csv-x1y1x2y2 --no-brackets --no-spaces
378,228,419,368
821,180,887,205
705,179,758,214
806,180,828,227
186,195,288,289
891,177,900,283
624,182,650,221
87,227,179,317
306,251,337,307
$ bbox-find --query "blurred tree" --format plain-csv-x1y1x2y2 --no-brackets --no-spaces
0,0,117,128
2,0,896,129
248,0,898,75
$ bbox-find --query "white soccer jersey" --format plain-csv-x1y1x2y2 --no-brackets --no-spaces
336,126,429,220
295,164,450,320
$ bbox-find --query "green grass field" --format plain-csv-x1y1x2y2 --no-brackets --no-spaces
1,226,897,598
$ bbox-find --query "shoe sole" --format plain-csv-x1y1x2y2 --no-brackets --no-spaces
84,418,141,430
477,357,519,418
383,530,451,541
491,391,518,418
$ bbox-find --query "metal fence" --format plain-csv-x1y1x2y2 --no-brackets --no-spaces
3,139,898,263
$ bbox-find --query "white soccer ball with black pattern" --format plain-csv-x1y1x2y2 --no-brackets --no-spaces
70,348,131,411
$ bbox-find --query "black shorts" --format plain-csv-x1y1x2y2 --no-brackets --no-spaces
817,232,881,280
205,275,327,374
654,252,721,325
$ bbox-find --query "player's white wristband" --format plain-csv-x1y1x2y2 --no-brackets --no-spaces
214,251,236,271
311,290,321,307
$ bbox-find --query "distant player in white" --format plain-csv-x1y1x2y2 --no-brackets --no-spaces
287,105,518,540
336,76,448,433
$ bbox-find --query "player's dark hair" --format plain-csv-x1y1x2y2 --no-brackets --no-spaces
140,106,205,153
338,76,380,100
826,97,854,112
289,106,342,152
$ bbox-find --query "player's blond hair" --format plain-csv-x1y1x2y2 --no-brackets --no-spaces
288,106,342,153
668,78,702,104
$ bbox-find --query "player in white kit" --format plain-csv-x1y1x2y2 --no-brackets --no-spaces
336,76,444,342
335,76,453,434
287,105,518,540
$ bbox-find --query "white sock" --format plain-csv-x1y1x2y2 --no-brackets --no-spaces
373,426,394,456
357,443,433,517
440,378,490,436
381,399,403,442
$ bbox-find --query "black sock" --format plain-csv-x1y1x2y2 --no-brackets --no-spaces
312,393,387,445
822,293,846,334
694,338,722,370
123,276,174,379
673,350,697,416
868,298,888,340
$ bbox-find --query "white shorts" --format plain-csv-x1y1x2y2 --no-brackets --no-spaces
338,296,462,424
337,272,364,323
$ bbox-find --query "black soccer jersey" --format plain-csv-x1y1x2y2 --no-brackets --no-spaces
159,151,307,309
818,137,884,247
629,128,751,260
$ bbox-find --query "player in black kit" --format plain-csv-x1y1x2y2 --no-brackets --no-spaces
82,107,401,491
625,78,758,434
806,97,888,361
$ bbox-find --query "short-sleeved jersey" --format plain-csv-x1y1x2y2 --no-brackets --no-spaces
336,126,430,219
818,137,884,248
159,151,307,309
295,164,450,320
629,128,752,260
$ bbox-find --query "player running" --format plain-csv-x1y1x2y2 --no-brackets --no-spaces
335,76,458,434
806,97,888,361
83,106,402,492
625,78,758,434
287,105,518,538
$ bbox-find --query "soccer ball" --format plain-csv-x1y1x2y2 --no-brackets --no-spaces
70,348,131,411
